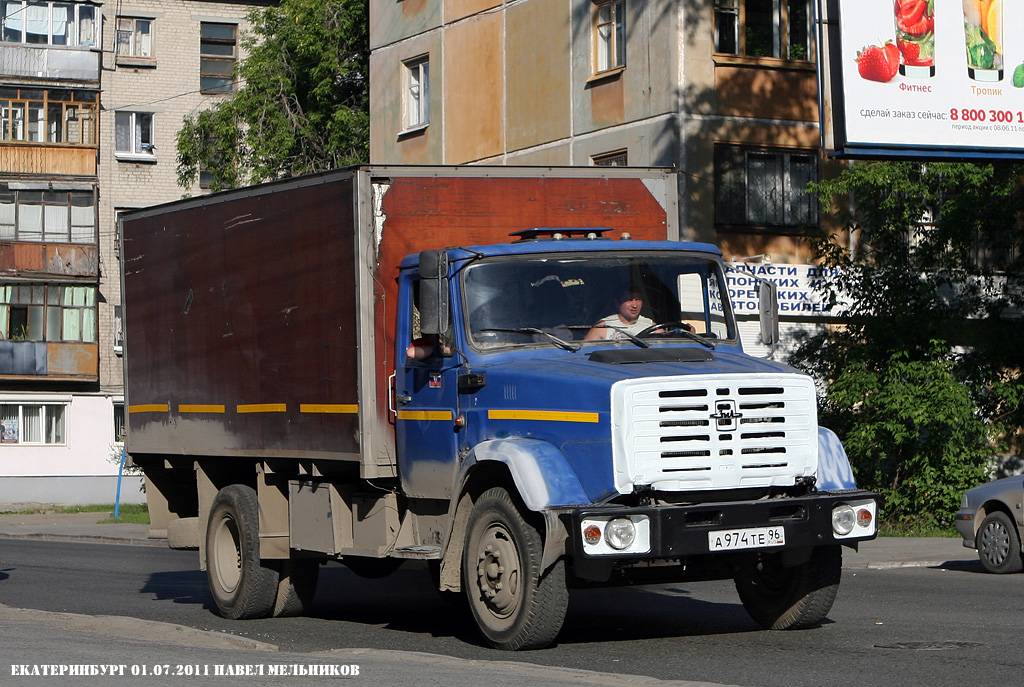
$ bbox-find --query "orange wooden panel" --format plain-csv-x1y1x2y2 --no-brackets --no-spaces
715,65,818,122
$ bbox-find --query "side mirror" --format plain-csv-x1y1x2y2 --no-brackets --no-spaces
418,250,449,335
759,279,779,353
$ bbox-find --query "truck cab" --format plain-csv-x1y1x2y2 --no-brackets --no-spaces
393,229,877,649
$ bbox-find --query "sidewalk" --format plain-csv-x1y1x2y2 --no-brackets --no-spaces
0,507,978,568
0,507,158,547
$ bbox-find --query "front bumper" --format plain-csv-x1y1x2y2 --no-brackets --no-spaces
566,490,879,560
954,508,977,547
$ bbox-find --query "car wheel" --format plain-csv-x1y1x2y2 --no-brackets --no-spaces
977,511,1024,574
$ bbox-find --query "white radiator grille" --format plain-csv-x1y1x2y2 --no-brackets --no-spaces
610,374,818,493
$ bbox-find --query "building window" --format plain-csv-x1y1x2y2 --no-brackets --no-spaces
714,0,811,61
113,303,124,353
114,111,154,158
402,56,429,131
0,88,98,146
115,16,152,58
200,22,237,93
593,0,625,74
1,1,97,47
113,401,125,443
714,145,817,231
1,403,66,445
0,186,96,244
0,284,97,343
592,150,628,166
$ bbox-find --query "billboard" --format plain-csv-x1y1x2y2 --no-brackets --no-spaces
819,0,1024,159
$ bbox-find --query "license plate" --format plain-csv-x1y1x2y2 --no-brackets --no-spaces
708,526,785,551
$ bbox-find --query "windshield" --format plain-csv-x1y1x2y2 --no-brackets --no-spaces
463,253,735,350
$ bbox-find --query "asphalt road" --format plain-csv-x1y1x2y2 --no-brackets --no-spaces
0,539,1021,687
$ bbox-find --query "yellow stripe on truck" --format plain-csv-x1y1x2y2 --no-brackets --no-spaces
397,410,454,421
179,404,226,413
128,403,170,414
488,409,600,423
236,403,288,413
300,404,359,414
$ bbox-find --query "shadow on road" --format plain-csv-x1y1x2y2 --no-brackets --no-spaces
932,558,986,573
140,569,212,609
138,559,779,648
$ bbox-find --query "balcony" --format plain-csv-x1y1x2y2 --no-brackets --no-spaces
0,44,100,83
0,242,98,279
0,340,97,380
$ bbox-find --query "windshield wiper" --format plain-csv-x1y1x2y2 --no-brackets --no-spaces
481,328,582,353
577,324,650,349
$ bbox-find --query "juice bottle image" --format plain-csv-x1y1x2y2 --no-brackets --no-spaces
894,0,935,78
962,0,1003,81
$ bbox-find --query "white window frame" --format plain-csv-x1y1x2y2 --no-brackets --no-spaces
114,111,155,159
0,402,67,446
593,0,626,75
0,1,99,47
115,16,153,58
403,56,429,131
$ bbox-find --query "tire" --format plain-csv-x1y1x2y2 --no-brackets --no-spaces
463,487,568,650
977,511,1024,574
272,558,320,617
206,484,278,620
735,545,841,630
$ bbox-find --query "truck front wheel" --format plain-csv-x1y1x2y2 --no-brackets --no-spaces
463,487,568,650
734,545,841,630
206,484,278,619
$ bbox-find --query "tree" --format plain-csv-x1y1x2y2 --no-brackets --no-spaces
177,0,368,191
792,161,1024,528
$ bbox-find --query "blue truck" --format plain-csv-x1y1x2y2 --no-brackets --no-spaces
120,166,878,650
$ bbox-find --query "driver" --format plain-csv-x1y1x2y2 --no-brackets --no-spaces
584,290,654,341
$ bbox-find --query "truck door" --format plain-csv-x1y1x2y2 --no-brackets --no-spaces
394,276,462,500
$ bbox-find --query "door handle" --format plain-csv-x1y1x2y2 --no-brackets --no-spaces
396,393,412,406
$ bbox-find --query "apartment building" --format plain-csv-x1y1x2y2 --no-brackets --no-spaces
0,0,260,504
368,0,842,263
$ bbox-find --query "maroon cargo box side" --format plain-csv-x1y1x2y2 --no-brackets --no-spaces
122,174,360,460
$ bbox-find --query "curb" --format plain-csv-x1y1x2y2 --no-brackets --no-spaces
0,532,167,547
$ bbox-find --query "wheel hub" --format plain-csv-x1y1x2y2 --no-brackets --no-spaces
476,525,520,618
981,521,1010,565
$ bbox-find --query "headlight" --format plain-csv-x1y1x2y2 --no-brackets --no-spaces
604,517,637,550
832,505,856,535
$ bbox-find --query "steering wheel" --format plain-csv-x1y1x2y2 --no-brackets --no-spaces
636,321,695,338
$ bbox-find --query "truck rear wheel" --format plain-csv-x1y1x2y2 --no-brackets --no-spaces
272,558,320,617
206,484,278,619
734,545,841,630
463,487,568,650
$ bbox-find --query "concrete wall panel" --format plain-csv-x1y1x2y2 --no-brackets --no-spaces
370,32,443,164
370,0,440,50
444,13,504,162
445,0,501,22
506,0,571,151
506,143,572,165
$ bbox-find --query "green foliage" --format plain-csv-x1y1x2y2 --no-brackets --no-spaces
177,0,368,192
793,161,1024,527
